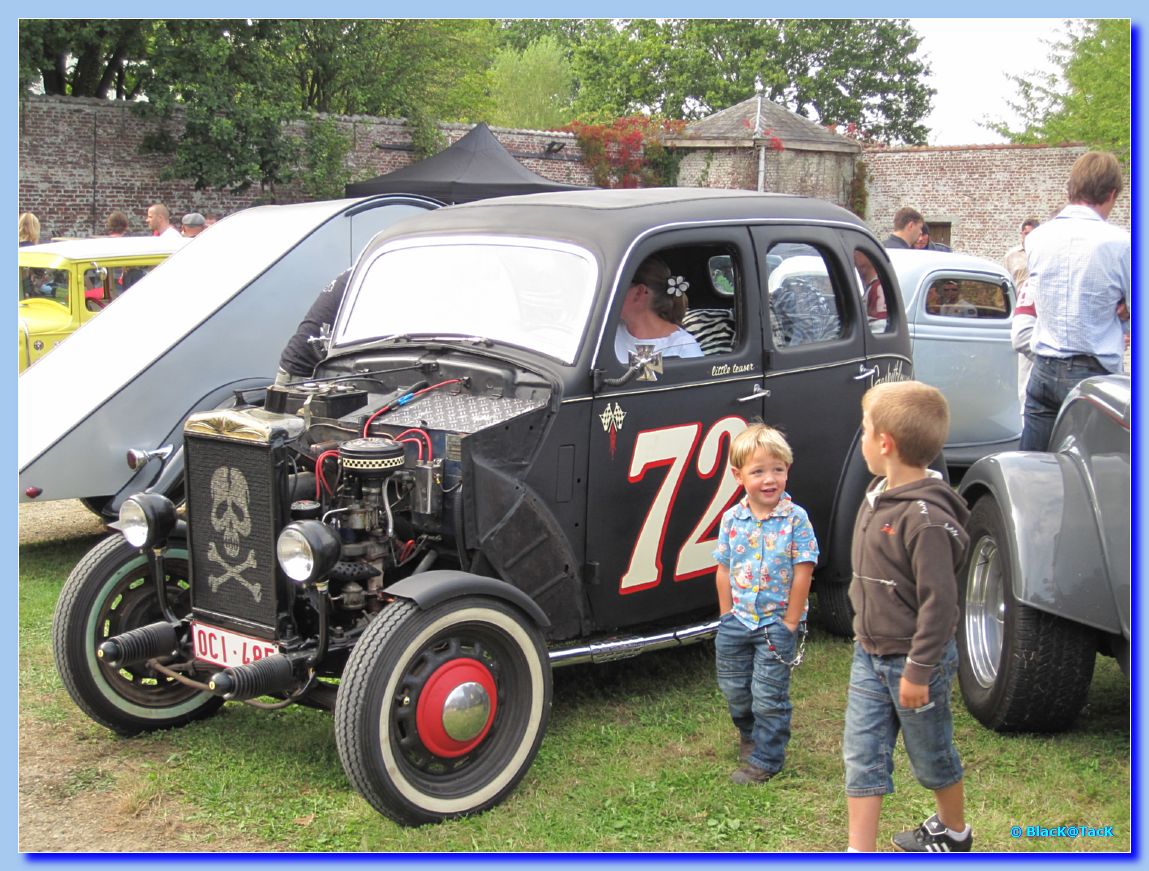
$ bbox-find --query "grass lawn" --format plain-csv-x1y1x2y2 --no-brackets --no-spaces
19,533,1131,853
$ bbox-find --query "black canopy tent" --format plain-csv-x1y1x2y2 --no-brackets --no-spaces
344,122,591,204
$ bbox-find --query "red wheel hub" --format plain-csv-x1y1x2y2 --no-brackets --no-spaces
415,657,497,758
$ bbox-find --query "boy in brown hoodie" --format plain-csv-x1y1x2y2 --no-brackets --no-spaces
844,381,972,852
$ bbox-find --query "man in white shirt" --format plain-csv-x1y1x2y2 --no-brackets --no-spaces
1019,151,1130,451
1002,218,1040,288
146,203,182,239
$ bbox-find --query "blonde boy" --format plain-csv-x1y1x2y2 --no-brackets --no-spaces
713,424,818,784
845,381,971,851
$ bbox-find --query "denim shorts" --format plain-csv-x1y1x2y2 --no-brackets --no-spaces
843,639,963,797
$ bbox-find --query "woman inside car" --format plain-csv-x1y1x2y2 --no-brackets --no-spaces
614,255,704,363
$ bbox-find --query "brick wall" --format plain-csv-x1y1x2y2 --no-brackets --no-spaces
862,144,1132,261
19,95,1132,260
18,95,594,239
677,146,856,207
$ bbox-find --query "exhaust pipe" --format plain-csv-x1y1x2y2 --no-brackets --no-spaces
97,621,179,668
209,654,296,700
548,618,720,668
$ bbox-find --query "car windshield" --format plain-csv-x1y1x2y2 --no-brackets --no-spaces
334,237,599,365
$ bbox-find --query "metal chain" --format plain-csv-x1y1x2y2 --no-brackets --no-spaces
766,622,807,669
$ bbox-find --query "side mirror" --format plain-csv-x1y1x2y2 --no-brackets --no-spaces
596,346,664,389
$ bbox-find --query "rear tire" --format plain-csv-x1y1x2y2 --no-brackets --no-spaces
52,535,222,736
813,581,853,637
957,495,1096,732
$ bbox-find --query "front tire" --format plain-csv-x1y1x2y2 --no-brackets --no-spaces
335,596,552,825
957,495,1096,732
52,535,222,736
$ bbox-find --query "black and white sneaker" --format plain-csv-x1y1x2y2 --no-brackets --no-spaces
892,814,972,852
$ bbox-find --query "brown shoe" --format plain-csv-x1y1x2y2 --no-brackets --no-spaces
738,737,755,764
730,763,775,785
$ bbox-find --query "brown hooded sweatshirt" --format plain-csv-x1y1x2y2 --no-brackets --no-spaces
849,475,970,685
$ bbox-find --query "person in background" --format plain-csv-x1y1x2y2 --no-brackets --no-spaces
1006,220,1041,416
913,222,952,252
105,210,130,236
204,213,221,227
1019,151,1130,452
854,250,885,322
181,212,207,237
19,212,41,246
1010,279,1038,418
277,268,352,384
1003,218,1040,288
146,203,181,239
882,207,923,249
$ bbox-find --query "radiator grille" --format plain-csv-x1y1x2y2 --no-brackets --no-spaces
186,434,281,636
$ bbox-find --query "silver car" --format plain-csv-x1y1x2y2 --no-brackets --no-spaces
956,375,1130,732
19,195,439,518
886,248,1021,470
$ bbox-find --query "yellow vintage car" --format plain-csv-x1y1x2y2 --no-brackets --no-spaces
18,235,187,371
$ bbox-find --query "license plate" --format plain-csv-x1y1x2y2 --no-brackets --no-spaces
191,621,277,668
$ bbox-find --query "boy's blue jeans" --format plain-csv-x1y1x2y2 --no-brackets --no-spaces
843,639,964,797
715,614,798,774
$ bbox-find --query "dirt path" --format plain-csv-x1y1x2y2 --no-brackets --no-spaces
18,501,274,853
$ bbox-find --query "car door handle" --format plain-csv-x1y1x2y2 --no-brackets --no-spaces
738,384,769,402
854,364,879,381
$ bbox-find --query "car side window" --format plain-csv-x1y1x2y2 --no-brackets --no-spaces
853,247,897,335
21,267,70,307
616,244,743,364
83,268,111,310
765,244,844,349
924,278,1012,320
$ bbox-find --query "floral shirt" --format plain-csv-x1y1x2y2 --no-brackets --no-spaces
712,492,819,629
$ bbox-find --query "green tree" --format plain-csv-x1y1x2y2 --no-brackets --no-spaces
298,117,353,201
19,19,155,99
488,36,574,130
136,20,302,194
20,19,499,192
560,19,933,143
278,19,495,156
989,20,1130,162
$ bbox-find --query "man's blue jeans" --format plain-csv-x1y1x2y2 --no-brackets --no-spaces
1020,354,1108,451
714,615,797,774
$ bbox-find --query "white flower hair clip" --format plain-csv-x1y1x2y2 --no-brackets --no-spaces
667,275,690,297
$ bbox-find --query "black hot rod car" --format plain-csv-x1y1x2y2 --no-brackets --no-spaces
53,188,914,824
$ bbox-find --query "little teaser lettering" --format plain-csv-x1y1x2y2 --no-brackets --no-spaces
711,362,756,377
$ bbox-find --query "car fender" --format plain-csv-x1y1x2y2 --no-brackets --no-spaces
102,377,274,515
385,570,551,630
958,452,1123,635
19,318,30,371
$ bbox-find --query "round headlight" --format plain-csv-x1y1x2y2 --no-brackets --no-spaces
277,521,341,584
119,499,150,548
118,493,177,549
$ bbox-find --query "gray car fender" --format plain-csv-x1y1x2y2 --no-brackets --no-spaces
107,377,273,515
958,452,1122,635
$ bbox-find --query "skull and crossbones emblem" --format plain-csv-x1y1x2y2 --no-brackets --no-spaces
207,466,262,602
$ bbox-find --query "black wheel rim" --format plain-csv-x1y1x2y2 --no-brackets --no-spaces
93,556,201,709
389,621,530,796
